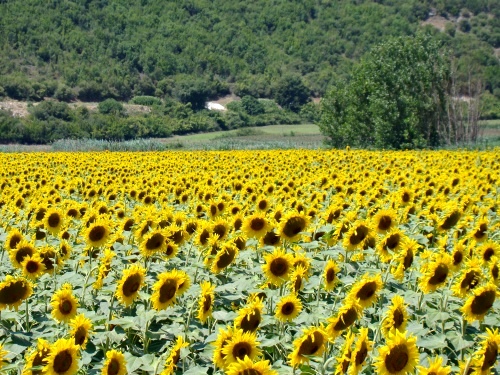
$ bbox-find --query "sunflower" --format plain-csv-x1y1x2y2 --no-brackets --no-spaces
139,229,166,257
94,249,116,290
324,259,341,291
176,269,191,296
391,238,418,281
477,241,499,264
58,240,72,262
235,297,264,332
69,314,93,349
5,227,23,251
151,269,186,311
0,275,33,311
451,240,467,271
226,357,278,375
23,338,51,375
374,330,418,375
21,253,46,280
437,205,462,231
275,294,302,322
278,212,309,242
51,284,79,323
461,282,499,323
44,208,65,235
242,212,272,239
289,265,307,294
262,248,294,286
334,331,355,375
213,326,236,369
419,253,453,294
489,256,499,285
347,274,383,309
222,329,262,369
372,208,398,234
43,338,80,375
195,224,212,247
84,219,111,248
0,343,7,369
197,280,215,324
101,350,126,375
289,326,327,368
115,265,146,307
260,230,282,247
39,246,62,274
349,328,372,375
381,295,408,337
211,242,239,274
326,300,362,340
376,228,406,263
416,356,451,375
167,224,188,246
9,239,35,269
451,258,482,298
160,336,188,375
471,328,500,375
211,218,231,241
343,221,372,251
469,218,488,243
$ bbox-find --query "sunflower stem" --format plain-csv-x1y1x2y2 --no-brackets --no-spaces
81,265,99,307
460,317,467,361
25,296,30,333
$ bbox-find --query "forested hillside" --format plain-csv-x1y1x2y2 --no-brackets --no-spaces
0,0,498,103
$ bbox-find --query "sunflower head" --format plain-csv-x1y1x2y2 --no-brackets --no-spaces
374,330,419,375
275,294,302,322
324,259,341,291
21,253,46,280
289,326,327,368
461,283,499,323
115,265,146,307
211,242,239,274
69,314,93,349
382,295,408,337
9,240,35,269
326,299,362,340
102,350,127,375
235,298,264,333
5,228,23,251
43,208,65,234
226,356,278,375
222,329,261,370
0,275,33,311
23,338,51,375
242,213,272,239
347,273,383,309
50,284,79,323
43,338,80,375
197,280,215,324
84,219,111,248
262,248,294,286
279,212,309,242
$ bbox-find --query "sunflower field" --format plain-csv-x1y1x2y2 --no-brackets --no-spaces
0,149,499,375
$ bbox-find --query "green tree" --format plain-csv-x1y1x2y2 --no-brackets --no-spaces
319,33,450,149
98,99,125,116
273,75,310,113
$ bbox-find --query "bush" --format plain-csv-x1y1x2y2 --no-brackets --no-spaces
98,99,125,115
54,85,76,102
241,96,264,115
30,101,73,122
273,75,310,113
130,96,162,106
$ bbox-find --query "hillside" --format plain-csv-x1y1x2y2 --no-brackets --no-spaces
0,0,498,104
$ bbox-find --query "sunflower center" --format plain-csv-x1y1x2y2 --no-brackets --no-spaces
482,341,498,370
461,271,480,290
107,358,120,375
16,247,34,265
385,344,409,373
393,308,405,328
402,192,411,203
159,279,177,303
428,264,448,285
60,300,73,315
216,249,236,270
53,350,73,373
357,282,376,301
281,301,295,315
89,226,106,242
386,234,400,250
250,218,266,231
122,274,141,297
270,258,288,277
166,245,175,256
213,224,227,239
453,250,463,265
199,230,210,246
355,341,368,366
0,280,28,304
326,268,335,283
333,307,358,331
9,234,22,250
474,224,487,239
74,327,87,346
378,216,392,231
233,342,252,360
146,233,164,250
36,208,47,221
203,295,212,312
282,216,306,238
492,264,499,280
240,369,261,375
234,218,243,231
403,249,413,269
123,219,134,232
26,260,40,274
263,231,280,246
240,310,261,332
470,290,496,315
350,225,369,245
41,251,56,270
298,332,324,356
440,211,461,230
47,213,61,228
483,248,494,261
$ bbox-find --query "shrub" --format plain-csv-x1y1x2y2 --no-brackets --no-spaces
98,99,125,115
130,96,162,106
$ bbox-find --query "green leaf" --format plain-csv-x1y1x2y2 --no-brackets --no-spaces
418,334,446,350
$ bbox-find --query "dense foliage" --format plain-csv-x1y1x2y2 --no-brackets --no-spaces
0,0,498,106
319,33,449,149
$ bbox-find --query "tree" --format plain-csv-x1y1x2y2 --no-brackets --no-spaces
273,75,310,113
319,33,450,149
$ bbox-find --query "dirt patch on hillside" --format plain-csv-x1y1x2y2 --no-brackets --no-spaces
420,15,450,31
0,100,151,118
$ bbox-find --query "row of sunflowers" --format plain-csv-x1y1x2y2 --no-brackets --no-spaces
0,150,499,375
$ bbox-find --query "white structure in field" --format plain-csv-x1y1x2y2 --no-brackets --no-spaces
205,102,226,111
